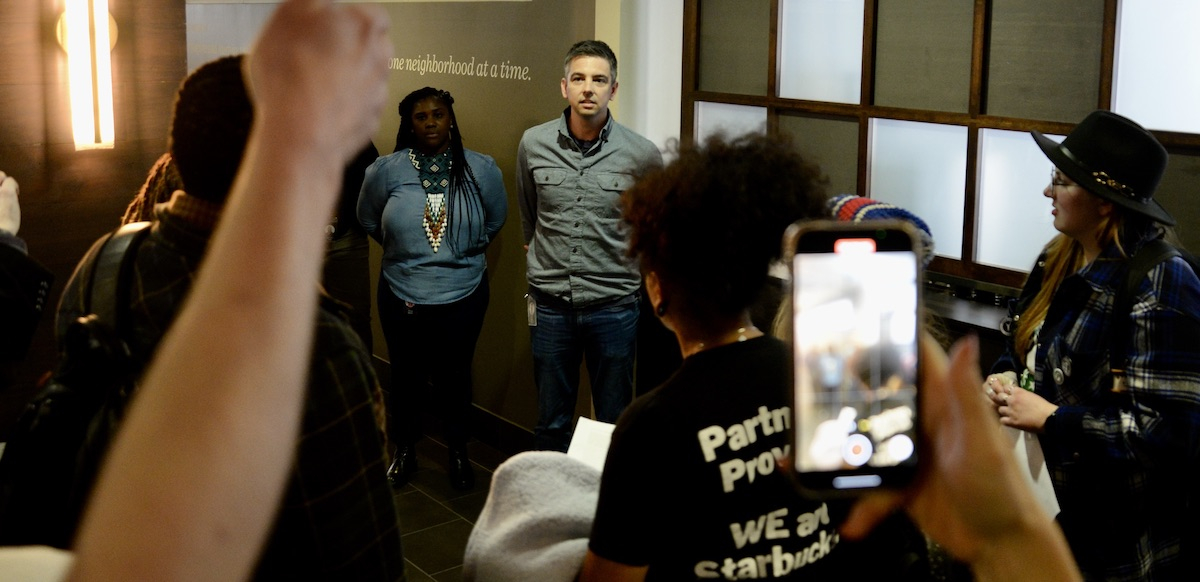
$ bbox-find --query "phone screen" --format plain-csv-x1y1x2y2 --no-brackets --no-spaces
790,224,920,492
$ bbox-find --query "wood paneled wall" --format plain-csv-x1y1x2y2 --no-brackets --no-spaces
0,0,187,438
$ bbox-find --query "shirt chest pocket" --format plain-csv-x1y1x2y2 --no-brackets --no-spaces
534,168,569,188
592,172,635,219
596,172,635,193
533,168,572,212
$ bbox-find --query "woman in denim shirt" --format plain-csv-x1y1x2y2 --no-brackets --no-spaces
359,87,507,491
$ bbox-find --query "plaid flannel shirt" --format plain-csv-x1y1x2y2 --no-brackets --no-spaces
993,241,1200,581
57,193,406,581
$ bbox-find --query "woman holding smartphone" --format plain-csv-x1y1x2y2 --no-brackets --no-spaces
985,110,1200,581
580,134,925,581
358,87,507,491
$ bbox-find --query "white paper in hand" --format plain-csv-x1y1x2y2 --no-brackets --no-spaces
1004,426,1060,518
566,417,616,473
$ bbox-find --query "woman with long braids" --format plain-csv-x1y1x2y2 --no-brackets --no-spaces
358,87,507,490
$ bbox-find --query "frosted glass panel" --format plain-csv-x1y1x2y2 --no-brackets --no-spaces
778,0,864,104
868,119,966,260
1114,1,1200,134
976,129,1061,271
694,102,767,144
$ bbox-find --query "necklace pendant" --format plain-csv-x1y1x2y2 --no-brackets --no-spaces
423,192,447,252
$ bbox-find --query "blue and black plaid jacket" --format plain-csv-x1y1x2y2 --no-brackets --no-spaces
994,240,1200,582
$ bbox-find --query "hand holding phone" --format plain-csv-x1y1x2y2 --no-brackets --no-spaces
784,220,922,496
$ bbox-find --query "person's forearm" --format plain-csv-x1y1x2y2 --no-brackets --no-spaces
971,515,1081,582
68,127,341,582
67,0,390,576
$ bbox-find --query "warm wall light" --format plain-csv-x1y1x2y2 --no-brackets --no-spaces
62,0,116,150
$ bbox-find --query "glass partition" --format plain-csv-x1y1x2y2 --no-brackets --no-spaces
778,0,864,104
868,119,967,260
975,128,1061,271
694,102,767,144
1114,1,1200,134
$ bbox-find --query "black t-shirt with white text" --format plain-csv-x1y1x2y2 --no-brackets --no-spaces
589,337,920,581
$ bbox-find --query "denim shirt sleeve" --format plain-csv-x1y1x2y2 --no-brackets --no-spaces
356,157,388,244
476,155,508,244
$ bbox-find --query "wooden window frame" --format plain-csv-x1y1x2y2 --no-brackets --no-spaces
681,0,1200,289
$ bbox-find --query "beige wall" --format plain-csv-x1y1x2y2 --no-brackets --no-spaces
186,0,601,434
370,1,599,432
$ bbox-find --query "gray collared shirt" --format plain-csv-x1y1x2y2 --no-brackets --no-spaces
517,109,662,308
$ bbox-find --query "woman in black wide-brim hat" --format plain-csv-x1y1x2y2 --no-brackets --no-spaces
984,110,1200,581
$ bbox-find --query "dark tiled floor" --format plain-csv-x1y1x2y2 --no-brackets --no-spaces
397,438,511,582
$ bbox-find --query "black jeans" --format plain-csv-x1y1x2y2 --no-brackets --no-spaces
377,276,489,450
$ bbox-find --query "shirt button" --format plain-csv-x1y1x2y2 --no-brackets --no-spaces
574,222,579,227
1053,368,1065,385
572,248,577,253
1072,452,1081,460
577,196,582,202
1061,356,1072,377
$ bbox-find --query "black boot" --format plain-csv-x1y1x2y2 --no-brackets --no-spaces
448,447,475,491
387,445,418,488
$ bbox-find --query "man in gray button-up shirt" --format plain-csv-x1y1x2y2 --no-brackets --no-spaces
517,39,663,451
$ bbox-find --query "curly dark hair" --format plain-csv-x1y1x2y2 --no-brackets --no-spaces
623,133,827,326
392,87,484,258
168,55,252,204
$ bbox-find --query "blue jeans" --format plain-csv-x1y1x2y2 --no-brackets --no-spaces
530,296,639,452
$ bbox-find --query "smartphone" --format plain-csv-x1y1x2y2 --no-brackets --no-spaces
784,219,921,496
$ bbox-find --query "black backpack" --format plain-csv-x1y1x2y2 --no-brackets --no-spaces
1109,238,1200,371
0,222,151,549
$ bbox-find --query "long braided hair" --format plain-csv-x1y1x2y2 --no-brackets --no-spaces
394,87,485,258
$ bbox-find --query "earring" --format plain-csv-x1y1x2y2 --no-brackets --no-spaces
655,301,667,317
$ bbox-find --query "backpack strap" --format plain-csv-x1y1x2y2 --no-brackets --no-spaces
1110,238,1180,377
85,222,152,338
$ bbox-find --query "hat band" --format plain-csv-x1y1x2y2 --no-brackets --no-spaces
1058,144,1145,203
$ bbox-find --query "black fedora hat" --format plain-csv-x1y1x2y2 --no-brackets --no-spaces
1031,110,1174,226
